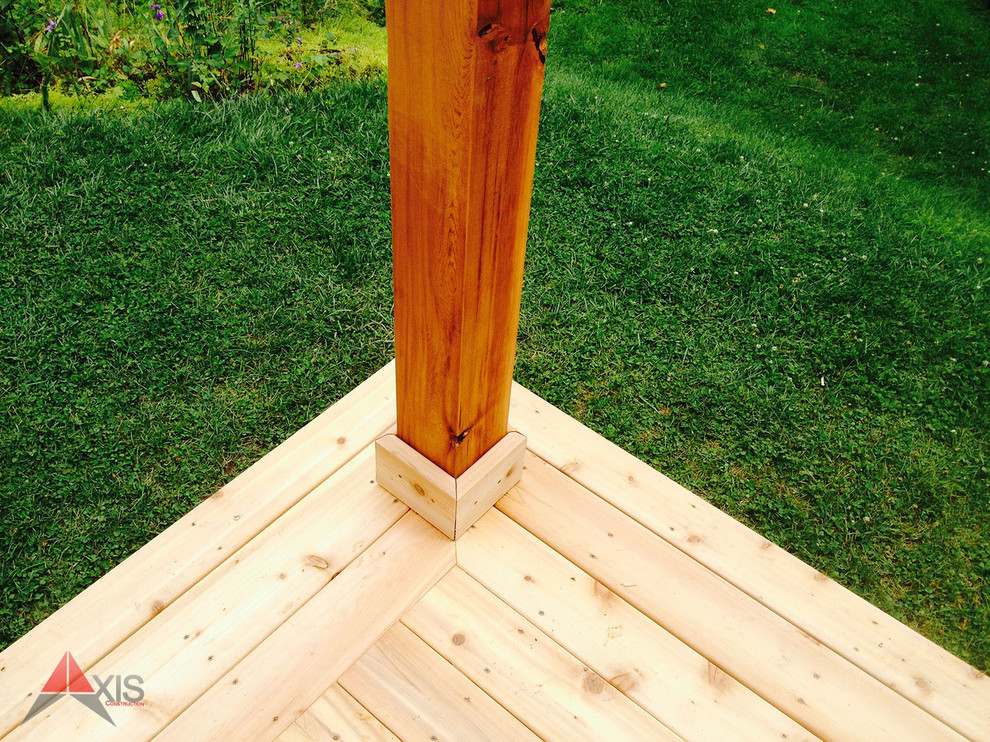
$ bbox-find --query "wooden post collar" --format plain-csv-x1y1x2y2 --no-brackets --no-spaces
375,432,527,539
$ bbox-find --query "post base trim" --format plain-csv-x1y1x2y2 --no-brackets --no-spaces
375,431,527,539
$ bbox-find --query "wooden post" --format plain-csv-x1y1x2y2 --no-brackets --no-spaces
386,0,551,478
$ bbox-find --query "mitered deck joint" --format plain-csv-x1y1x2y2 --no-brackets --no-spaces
375,432,527,539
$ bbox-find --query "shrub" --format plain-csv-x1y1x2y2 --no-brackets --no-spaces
0,0,384,100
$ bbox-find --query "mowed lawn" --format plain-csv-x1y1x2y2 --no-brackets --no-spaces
1,0,988,672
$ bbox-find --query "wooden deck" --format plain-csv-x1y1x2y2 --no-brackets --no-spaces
1,361,987,741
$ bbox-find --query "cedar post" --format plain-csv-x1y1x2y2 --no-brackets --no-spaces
377,0,551,536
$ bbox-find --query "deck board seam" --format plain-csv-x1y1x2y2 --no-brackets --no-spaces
335,684,405,742
339,619,537,742
5,443,406,741
455,520,818,741
394,617,550,742
498,451,965,741
470,479,819,741
147,507,411,741
0,433,400,742
149,511,454,741
129,414,398,643
263,513,459,740
513,444,985,738
509,380,990,740
267,525,459,742
438,554,698,741
0,363,400,739
400,569,686,742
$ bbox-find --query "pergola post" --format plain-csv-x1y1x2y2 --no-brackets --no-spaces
375,0,551,538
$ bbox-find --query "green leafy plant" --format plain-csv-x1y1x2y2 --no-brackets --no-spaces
148,0,250,99
0,0,43,93
1,0,383,100
30,4,100,107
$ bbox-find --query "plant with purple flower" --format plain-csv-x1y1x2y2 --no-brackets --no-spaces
150,3,164,20
45,14,57,33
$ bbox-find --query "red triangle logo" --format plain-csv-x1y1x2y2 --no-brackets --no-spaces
38,652,95,694
67,652,94,693
40,652,70,693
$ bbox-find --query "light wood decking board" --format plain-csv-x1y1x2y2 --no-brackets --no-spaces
458,507,819,742
339,622,542,742
9,446,407,740
0,361,398,739
1,363,985,742
276,684,400,742
152,512,454,742
402,567,683,742
509,381,990,740
498,452,965,741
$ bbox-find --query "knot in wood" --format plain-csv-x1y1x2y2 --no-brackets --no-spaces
478,22,512,54
531,27,548,64
582,672,606,694
304,554,330,570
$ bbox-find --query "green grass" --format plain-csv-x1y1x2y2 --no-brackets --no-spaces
0,87,395,638
1,0,989,673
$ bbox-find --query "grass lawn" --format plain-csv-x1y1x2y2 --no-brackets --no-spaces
1,0,988,672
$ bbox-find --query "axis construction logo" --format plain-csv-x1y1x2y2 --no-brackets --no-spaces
21,652,145,728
